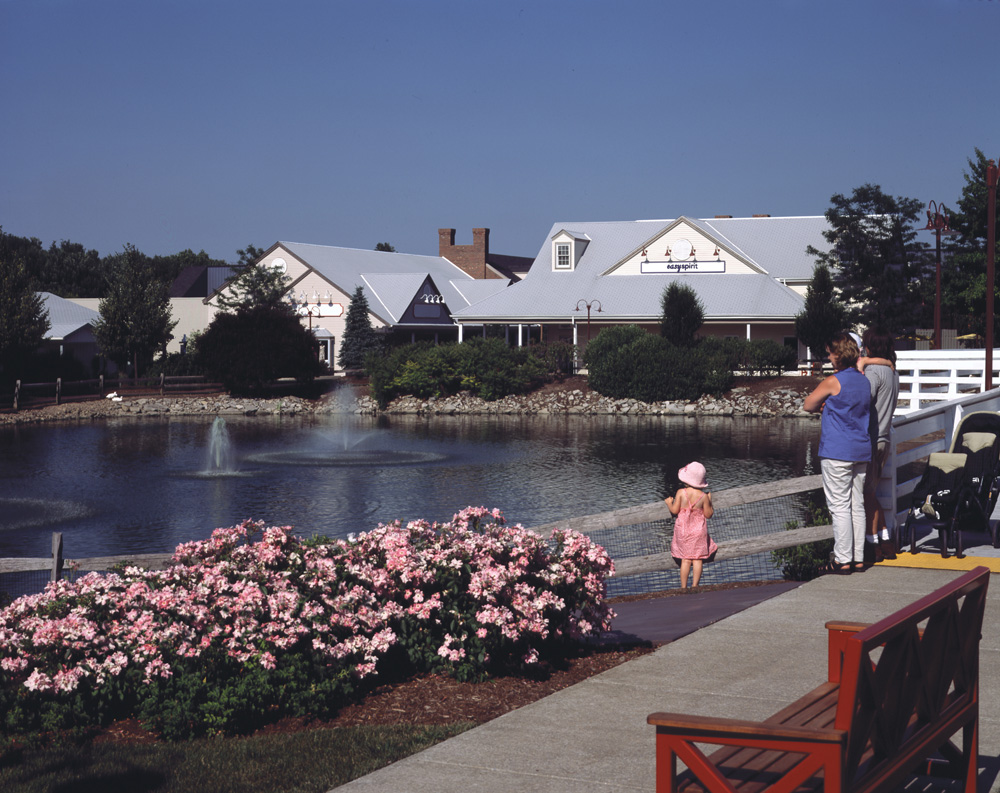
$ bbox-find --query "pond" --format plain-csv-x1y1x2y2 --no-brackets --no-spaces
0,413,820,567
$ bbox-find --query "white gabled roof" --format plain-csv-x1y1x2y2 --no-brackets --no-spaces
38,292,99,340
451,216,825,323
278,241,479,325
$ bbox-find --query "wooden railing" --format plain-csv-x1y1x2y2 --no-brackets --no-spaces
895,349,1000,414
2,375,224,411
888,385,1000,530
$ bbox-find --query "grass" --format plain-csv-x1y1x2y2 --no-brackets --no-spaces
0,722,474,793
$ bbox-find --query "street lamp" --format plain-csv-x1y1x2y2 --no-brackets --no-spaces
924,200,958,350
574,299,602,345
987,158,998,390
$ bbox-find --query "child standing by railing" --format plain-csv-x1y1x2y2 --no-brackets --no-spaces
666,462,717,589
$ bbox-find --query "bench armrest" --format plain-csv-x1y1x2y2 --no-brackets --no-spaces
647,711,846,745
827,620,871,683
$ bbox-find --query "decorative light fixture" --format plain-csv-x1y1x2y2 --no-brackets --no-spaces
924,200,958,350
713,246,720,257
574,299,603,346
664,246,672,257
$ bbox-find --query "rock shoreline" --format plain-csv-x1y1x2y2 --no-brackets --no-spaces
0,384,818,425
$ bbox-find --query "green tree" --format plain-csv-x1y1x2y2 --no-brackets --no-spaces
660,282,705,346
197,306,323,394
215,245,291,313
374,242,396,252
93,244,177,376
338,285,381,370
795,263,848,360
942,149,1000,339
0,249,50,383
809,184,926,332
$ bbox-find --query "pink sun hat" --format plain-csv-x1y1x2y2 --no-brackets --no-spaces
678,462,707,489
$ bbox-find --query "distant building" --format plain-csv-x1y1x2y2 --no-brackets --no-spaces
451,215,830,356
213,234,515,366
37,292,106,372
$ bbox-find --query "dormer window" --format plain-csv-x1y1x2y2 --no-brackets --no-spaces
555,243,571,269
551,230,589,272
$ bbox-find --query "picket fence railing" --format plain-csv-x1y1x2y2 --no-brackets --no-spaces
895,349,1000,414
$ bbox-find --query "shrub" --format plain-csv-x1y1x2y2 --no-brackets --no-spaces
771,498,833,581
0,509,614,740
366,339,553,408
197,306,324,395
585,326,734,401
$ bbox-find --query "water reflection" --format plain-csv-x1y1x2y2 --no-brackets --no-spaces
0,414,819,563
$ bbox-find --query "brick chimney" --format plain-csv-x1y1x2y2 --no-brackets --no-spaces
752,214,771,218
438,227,497,279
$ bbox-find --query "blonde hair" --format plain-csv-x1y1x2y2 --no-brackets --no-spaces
828,332,859,370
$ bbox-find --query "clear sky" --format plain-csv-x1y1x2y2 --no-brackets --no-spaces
2,0,998,263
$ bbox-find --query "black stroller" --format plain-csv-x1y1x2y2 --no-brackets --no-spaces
902,411,1000,558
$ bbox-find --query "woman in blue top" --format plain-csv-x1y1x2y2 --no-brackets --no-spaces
803,332,872,574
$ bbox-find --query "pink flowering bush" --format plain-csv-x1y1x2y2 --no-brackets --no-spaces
0,508,613,740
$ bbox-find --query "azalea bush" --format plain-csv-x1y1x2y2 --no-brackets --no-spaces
0,508,613,740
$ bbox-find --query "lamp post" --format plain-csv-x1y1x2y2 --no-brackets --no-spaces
574,299,602,346
987,159,998,390
924,200,958,350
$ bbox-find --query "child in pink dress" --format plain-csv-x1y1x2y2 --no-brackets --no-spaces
666,461,717,589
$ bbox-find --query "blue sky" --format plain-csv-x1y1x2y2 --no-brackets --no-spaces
1,0,998,263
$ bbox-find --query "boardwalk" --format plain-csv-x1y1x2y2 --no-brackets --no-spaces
334,564,1000,792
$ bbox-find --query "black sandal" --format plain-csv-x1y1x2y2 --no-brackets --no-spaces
818,560,852,575
851,562,866,573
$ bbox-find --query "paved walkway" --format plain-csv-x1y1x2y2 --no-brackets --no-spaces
333,563,1000,792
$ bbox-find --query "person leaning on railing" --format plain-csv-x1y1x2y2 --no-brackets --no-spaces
803,333,872,575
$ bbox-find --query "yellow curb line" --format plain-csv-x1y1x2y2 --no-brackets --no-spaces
876,554,1000,573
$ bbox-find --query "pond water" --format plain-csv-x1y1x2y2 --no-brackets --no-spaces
0,413,820,564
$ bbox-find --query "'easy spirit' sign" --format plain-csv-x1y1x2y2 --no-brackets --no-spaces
640,260,726,274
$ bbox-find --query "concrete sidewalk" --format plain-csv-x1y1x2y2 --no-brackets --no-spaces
333,566,1000,792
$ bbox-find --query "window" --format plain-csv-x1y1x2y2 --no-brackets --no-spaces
555,243,571,269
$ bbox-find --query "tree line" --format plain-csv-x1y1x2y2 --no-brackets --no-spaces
797,149,1000,356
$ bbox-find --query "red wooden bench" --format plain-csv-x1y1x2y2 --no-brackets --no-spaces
647,565,990,792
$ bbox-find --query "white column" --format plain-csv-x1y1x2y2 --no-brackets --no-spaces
518,324,523,346
458,324,464,343
746,323,751,340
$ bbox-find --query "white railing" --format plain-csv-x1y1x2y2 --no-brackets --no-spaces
885,386,1000,531
895,349,1000,414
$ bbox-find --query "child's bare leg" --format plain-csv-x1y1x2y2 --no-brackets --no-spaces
679,559,691,588
691,560,704,587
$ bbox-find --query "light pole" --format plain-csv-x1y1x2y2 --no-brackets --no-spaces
987,159,998,390
924,200,958,350
574,299,602,346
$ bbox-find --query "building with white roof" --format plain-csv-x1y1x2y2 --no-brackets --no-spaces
222,239,512,365
37,292,104,371
451,215,831,355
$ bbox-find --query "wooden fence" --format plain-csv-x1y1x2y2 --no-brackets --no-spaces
895,349,1000,414
3,374,223,411
1,475,831,589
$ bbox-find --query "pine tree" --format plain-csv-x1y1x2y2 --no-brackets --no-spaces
660,282,705,346
808,183,925,331
93,244,177,376
338,285,381,370
795,263,848,361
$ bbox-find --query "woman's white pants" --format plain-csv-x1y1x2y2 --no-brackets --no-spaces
821,458,868,565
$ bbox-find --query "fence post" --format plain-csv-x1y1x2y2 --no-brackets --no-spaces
51,532,64,582
160,372,165,396
13,380,19,411
56,377,62,405
100,374,104,394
